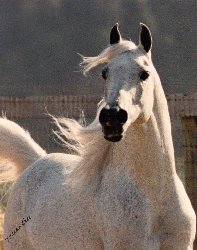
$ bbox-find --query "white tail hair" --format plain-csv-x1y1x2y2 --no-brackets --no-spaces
0,118,46,183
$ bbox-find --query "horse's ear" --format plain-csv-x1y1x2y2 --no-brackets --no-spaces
139,23,152,53
110,23,121,45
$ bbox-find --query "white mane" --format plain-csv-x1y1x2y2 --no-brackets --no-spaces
80,40,137,74
53,104,111,186
53,98,106,155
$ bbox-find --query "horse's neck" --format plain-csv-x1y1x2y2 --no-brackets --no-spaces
111,81,176,195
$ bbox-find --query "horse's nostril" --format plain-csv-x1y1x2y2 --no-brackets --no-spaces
99,107,128,125
99,108,108,124
117,109,128,124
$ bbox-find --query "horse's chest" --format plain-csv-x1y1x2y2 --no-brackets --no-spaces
94,176,155,237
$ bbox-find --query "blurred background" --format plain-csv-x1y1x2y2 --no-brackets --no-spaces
0,1,196,249
0,0,196,96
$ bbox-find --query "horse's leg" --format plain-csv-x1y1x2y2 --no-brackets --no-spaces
159,220,195,250
4,182,35,250
4,220,35,250
160,243,193,250
4,239,35,250
160,231,194,250
159,176,196,250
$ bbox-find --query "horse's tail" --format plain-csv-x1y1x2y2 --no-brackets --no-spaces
0,118,47,183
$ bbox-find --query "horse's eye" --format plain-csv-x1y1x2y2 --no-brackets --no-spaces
102,67,108,80
140,71,149,81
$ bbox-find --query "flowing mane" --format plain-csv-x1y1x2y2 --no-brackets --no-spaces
80,40,137,74
53,98,110,186
52,98,105,155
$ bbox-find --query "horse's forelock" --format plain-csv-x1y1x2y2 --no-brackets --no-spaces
80,40,137,75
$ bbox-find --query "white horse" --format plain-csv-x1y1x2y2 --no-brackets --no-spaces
0,23,196,250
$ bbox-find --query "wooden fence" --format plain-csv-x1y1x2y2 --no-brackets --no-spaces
0,95,99,119
0,95,100,152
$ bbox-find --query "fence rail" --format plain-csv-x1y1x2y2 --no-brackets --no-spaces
167,92,197,118
0,92,196,119
0,95,100,119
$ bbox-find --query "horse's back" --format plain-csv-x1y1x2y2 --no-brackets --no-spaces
4,153,102,250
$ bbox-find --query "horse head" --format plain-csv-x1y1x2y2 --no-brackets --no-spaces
98,23,156,142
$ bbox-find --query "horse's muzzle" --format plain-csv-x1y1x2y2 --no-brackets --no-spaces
99,106,128,142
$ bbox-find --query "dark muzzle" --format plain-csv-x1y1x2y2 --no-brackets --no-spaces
99,106,128,142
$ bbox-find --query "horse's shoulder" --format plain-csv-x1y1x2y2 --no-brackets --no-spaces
13,153,80,192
